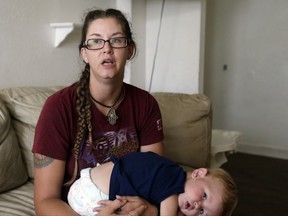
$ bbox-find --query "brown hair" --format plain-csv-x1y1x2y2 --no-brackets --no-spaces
65,8,137,186
207,168,238,216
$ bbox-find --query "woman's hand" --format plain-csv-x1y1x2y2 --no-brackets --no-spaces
95,196,147,216
117,196,157,216
95,195,157,216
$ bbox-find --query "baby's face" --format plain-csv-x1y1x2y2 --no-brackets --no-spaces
178,176,223,216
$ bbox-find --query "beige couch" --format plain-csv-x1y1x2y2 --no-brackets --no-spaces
0,86,212,216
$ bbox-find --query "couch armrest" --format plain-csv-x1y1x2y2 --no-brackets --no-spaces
152,93,212,168
0,86,63,179
0,100,28,192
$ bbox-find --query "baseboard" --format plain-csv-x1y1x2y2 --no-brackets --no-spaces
237,142,288,160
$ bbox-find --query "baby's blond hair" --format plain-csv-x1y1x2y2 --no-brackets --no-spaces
207,168,238,216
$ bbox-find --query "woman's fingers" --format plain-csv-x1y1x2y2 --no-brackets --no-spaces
127,204,147,216
94,199,128,215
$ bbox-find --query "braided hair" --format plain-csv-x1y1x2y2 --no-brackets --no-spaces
65,8,136,186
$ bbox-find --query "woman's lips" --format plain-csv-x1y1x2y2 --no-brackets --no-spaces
102,58,114,65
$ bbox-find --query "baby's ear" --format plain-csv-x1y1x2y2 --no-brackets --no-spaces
191,168,208,179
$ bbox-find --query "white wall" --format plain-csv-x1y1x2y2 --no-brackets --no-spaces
0,0,204,94
132,0,205,93
0,0,115,88
205,0,288,159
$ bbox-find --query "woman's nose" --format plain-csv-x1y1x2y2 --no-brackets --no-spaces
103,41,113,54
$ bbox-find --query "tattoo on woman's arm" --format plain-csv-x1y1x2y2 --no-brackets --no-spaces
34,154,54,168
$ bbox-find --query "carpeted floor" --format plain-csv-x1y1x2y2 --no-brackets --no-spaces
221,153,288,216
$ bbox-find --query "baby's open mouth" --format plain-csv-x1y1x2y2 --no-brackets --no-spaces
184,201,194,210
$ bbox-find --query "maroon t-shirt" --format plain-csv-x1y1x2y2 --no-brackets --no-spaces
32,82,164,201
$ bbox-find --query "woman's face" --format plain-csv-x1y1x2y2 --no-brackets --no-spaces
81,18,133,84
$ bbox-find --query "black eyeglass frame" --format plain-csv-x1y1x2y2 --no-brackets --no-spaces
83,37,129,50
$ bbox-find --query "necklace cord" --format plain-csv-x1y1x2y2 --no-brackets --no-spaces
90,87,125,125
90,87,124,108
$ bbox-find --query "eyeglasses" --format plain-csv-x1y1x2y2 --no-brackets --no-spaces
83,37,129,50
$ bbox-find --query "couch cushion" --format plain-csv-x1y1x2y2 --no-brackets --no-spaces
0,86,63,127
152,93,212,168
12,121,36,178
0,86,63,179
0,100,28,193
0,181,35,216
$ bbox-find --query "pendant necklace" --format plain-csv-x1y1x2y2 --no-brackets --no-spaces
90,87,125,125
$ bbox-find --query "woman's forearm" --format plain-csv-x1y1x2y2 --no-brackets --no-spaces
35,198,78,216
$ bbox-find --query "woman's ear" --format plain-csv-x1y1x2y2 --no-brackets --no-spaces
81,47,89,64
191,168,208,179
127,45,134,60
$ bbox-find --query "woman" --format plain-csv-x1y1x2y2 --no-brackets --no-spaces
33,8,163,215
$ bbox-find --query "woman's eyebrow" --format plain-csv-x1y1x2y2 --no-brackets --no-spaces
88,33,101,37
88,32,124,38
111,32,125,37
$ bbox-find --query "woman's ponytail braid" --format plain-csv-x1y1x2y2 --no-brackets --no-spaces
64,64,92,186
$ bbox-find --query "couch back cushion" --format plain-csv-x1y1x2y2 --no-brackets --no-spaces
152,93,212,168
0,87,63,179
0,86,212,181
0,100,28,192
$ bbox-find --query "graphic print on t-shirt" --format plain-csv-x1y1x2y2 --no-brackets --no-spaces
78,127,139,168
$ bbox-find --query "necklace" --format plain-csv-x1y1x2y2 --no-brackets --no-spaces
90,87,125,125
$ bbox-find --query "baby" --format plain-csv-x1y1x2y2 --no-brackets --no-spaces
68,151,237,216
